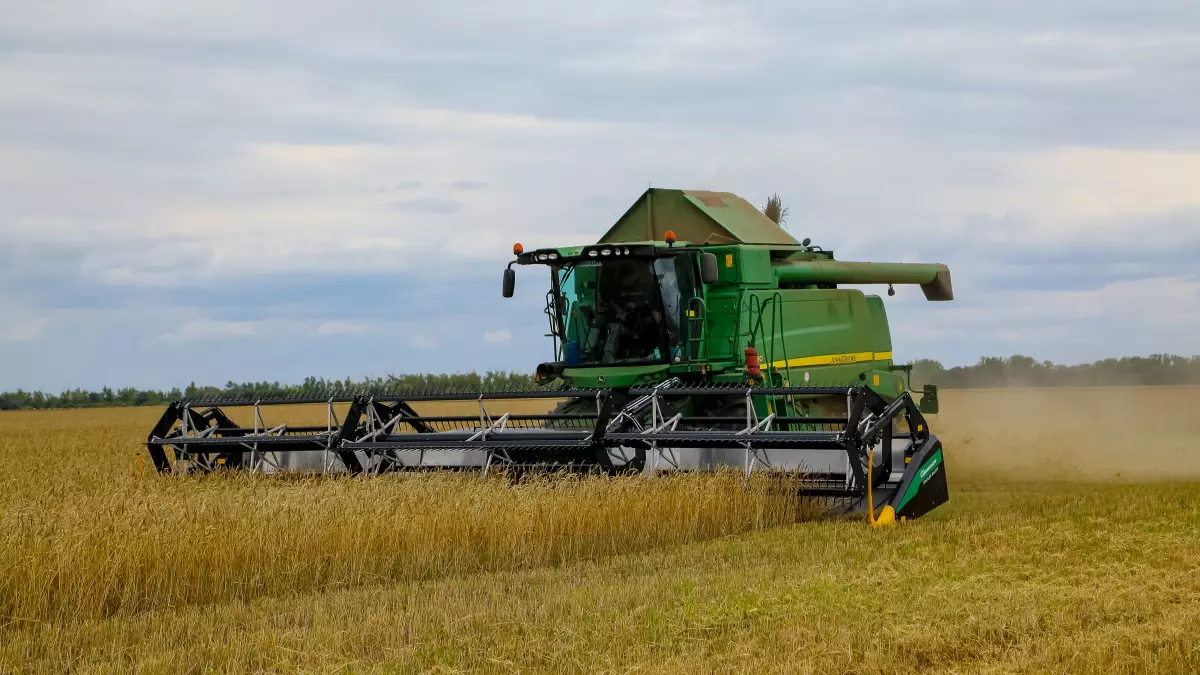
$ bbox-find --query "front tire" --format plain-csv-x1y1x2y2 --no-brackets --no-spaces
545,398,646,474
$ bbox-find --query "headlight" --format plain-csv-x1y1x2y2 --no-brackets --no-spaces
548,253,559,260
588,250,598,257
537,253,548,261
600,248,612,256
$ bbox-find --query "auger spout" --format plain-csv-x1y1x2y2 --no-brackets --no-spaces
774,260,953,301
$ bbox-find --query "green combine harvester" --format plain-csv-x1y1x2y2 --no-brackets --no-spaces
148,189,952,523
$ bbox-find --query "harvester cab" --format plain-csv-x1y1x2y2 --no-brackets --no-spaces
147,188,954,524
510,189,950,391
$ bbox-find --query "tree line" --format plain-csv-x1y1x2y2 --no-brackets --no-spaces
910,354,1200,389
2,355,1199,410
0,372,537,411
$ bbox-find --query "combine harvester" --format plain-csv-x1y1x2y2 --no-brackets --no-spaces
148,189,952,522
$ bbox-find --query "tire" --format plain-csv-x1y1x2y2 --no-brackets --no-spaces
546,397,646,474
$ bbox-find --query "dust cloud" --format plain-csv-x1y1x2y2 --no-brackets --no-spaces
935,387,1200,483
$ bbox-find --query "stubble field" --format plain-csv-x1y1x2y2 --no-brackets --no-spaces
1,388,1199,673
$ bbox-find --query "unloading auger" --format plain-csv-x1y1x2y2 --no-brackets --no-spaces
148,188,953,521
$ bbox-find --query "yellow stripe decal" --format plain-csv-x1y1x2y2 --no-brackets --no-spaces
769,351,893,369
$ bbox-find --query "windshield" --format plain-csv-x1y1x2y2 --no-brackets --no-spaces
552,256,694,366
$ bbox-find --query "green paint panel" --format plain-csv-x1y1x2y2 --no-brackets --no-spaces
563,364,671,389
705,294,739,360
681,191,800,245
599,188,800,246
744,288,875,369
864,296,893,355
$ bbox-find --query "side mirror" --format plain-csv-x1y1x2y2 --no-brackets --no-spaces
919,384,939,415
699,253,719,284
502,268,515,298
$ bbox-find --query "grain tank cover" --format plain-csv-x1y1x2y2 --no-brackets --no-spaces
599,188,801,246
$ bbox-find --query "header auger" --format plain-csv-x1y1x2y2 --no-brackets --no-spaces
148,188,953,521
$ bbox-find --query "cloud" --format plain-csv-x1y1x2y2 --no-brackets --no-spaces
410,335,436,350
996,147,1200,227
2,1,1200,390
1,320,45,343
889,275,1200,365
483,330,512,343
316,320,367,336
164,319,260,342
388,197,462,214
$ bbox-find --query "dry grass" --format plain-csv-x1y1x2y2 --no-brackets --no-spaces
1,388,1199,673
0,406,814,627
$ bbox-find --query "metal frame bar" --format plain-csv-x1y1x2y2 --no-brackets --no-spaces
173,384,857,408
146,384,934,503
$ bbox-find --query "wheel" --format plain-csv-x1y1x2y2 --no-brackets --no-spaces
546,397,646,474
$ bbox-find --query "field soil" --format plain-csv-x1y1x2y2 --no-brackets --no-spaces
1,387,1198,673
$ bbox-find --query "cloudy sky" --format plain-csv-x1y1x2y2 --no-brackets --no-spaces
2,1,1199,391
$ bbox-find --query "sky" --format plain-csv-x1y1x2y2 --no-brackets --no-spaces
1,1,1199,392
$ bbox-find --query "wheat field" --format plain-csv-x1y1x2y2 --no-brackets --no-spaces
1,388,1199,673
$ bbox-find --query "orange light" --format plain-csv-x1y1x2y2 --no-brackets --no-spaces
513,242,524,255
664,230,676,245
